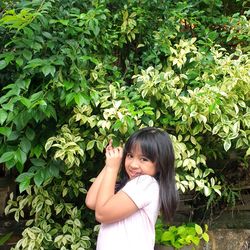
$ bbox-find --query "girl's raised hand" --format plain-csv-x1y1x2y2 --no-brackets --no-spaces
105,139,123,171
106,139,114,152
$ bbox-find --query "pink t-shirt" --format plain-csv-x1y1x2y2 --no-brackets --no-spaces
96,175,160,250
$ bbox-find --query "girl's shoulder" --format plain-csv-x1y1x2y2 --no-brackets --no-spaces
125,174,159,190
122,175,159,208
132,174,157,183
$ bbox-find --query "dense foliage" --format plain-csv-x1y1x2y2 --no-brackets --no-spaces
155,218,209,249
0,0,249,249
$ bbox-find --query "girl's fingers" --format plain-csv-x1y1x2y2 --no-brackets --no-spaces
106,139,113,152
117,147,123,155
106,147,123,157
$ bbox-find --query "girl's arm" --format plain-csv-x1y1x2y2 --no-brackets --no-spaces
85,140,115,210
85,166,106,210
94,145,138,224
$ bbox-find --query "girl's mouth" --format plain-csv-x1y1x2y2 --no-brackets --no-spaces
129,170,141,178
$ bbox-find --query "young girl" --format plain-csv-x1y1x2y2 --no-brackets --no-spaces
85,127,178,250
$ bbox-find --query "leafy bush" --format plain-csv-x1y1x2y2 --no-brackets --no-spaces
155,218,209,249
0,0,249,249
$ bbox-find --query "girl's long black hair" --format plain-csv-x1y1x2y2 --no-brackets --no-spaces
118,127,178,223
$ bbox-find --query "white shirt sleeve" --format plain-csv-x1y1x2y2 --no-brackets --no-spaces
122,175,159,209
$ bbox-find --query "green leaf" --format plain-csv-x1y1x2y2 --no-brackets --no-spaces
194,168,200,178
74,218,82,227
0,151,15,163
42,31,52,39
30,91,44,102
204,186,211,196
1,102,14,111
238,100,246,108
0,232,13,246
31,145,43,158
48,162,60,178
246,148,250,157
44,105,57,120
86,140,95,150
223,139,231,151
25,127,35,141
2,52,14,64
0,60,7,70
20,97,31,108
55,204,64,215
0,126,12,137
74,93,90,106
0,109,8,124
112,120,122,131
16,57,24,66
45,139,54,152
213,185,222,196
42,65,56,76
57,19,69,26
191,236,200,246
5,159,16,170
20,137,31,153
34,169,45,187
65,93,75,106
35,202,43,213
202,232,209,242
161,230,175,242
14,210,20,222
212,124,220,134
19,178,31,193
63,81,74,90
195,224,203,235
7,131,20,141
13,111,30,130
16,162,24,173
30,158,46,167
24,58,43,69
16,148,27,165
16,172,34,183
96,140,103,151
22,50,32,60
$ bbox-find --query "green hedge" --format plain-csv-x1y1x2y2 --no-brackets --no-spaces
0,0,249,249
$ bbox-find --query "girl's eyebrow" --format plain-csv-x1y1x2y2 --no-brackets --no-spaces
129,152,148,158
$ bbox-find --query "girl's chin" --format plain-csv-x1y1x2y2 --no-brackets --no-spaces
129,173,141,179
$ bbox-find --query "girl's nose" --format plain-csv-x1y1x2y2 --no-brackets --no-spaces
130,159,139,169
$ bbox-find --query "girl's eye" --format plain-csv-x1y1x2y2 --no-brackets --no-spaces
141,157,149,162
127,153,133,158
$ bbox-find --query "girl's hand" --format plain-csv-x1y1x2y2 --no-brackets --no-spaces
105,139,123,171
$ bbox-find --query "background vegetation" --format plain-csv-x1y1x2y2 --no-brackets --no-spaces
0,0,249,249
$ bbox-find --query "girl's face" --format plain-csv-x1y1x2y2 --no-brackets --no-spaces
124,144,157,179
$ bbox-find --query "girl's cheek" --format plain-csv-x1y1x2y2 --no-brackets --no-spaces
124,159,129,166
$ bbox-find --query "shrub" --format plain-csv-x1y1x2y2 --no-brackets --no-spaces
0,0,249,249
155,218,209,249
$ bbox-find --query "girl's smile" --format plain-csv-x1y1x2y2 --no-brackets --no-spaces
125,145,157,179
